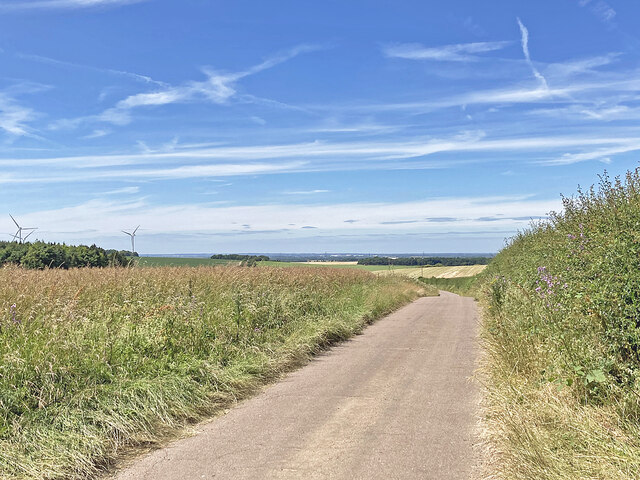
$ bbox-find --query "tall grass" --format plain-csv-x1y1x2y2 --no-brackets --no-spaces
418,275,481,297
479,169,640,479
0,265,428,479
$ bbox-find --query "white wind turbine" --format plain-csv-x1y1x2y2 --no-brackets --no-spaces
122,225,140,254
10,214,37,244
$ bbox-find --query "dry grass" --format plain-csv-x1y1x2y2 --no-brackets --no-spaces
375,264,487,279
479,361,640,479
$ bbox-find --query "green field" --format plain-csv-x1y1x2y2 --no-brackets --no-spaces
0,265,431,480
258,260,414,271
137,258,477,277
136,257,238,267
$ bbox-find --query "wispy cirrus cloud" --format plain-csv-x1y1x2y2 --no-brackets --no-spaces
544,53,620,78
282,189,331,195
82,129,111,139
0,160,308,184
544,142,640,165
0,82,52,137
56,44,322,128
3,133,640,184
15,52,166,86
101,186,140,195
0,93,36,136
382,40,511,62
0,0,148,11
579,0,616,25
517,18,548,89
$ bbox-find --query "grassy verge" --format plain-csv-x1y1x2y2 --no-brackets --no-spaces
417,275,481,297
0,266,431,479
478,170,640,479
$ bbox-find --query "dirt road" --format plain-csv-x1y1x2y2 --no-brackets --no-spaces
114,291,479,479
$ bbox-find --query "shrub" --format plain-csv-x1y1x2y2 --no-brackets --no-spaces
480,169,640,478
0,242,126,269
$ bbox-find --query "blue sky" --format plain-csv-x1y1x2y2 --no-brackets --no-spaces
0,0,638,253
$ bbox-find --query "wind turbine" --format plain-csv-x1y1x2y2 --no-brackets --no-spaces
9,215,37,244
122,225,140,254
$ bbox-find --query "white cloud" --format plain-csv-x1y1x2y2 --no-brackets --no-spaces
316,70,640,115
544,53,620,78
383,41,511,62
2,133,639,182
3,195,560,242
16,52,166,86
82,129,111,139
102,186,140,195
0,0,147,11
530,104,637,121
282,189,331,195
517,18,548,89
0,93,38,137
544,142,640,165
0,161,309,184
58,44,321,128
104,45,320,124
579,0,616,24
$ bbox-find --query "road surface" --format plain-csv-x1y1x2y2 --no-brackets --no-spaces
114,291,479,480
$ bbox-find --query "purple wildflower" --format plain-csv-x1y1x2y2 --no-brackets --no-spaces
10,304,18,325
535,267,561,300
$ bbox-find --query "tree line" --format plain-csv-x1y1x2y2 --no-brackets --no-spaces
0,241,131,269
357,256,491,266
210,254,270,261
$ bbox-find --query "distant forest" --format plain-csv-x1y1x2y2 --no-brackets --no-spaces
0,241,131,269
357,256,492,266
210,254,270,261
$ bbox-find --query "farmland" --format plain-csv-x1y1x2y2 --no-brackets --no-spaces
137,257,484,279
135,257,237,267
375,264,487,279
0,265,430,480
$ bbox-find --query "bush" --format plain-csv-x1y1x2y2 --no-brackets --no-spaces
480,169,640,478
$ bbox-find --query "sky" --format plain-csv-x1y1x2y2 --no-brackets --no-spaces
0,0,639,254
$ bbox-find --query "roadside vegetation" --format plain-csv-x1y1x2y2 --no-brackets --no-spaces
418,275,480,296
0,265,431,480
477,170,640,478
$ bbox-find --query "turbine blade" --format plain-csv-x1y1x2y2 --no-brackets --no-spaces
23,230,35,241
9,214,19,228
133,225,140,235
122,230,131,236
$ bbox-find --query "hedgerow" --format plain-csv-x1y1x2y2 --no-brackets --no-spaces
480,169,640,478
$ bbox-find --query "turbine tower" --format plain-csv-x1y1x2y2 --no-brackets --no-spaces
10,214,37,244
122,225,140,254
